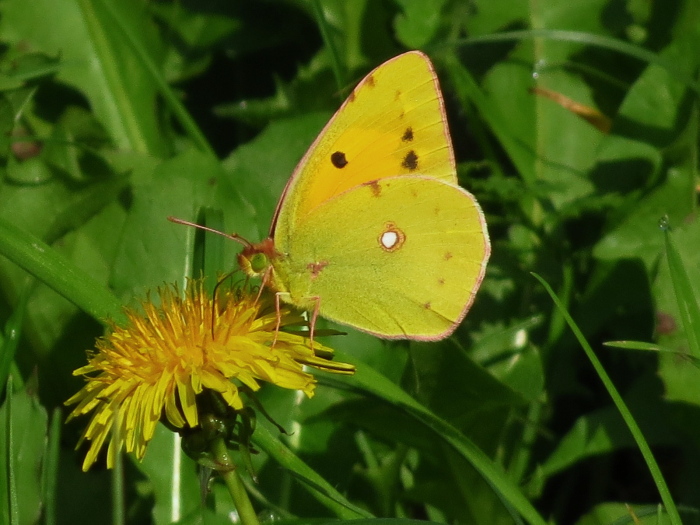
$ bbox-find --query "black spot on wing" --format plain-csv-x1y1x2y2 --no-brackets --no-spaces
401,150,418,171
331,151,348,168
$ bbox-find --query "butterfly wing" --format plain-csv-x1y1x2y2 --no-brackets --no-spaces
271,176,490,339
271,51,456,237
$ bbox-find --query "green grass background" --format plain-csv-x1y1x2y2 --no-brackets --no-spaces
0,0,699,524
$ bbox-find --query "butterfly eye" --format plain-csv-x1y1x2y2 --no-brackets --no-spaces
238,251,270,278
249,253,269,274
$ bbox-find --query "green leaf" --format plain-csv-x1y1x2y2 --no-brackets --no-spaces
394,0,448,49
0,217,124,324
253,422,371,520
653,216,700,405
662,220,700,359
330,356,547,525
0,0,167,154
0,379,50,525
533,272,681,525
138,424,203,525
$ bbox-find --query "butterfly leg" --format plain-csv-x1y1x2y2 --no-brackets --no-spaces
271,292,321,351
255,266,273,304
271,291,293,348
308,295,321,350
272,291,283,348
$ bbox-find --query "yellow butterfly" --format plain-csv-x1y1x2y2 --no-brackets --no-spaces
237,51,490,341
174,51,489,340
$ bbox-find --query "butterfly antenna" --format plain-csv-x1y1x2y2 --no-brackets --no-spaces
167,216,253,249
210,271,236,338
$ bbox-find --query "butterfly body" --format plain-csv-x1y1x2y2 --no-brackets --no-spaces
239,51,490,340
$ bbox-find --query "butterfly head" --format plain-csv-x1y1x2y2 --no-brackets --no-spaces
238,238,277,279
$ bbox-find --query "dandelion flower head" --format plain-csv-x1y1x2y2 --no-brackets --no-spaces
65,280,354,471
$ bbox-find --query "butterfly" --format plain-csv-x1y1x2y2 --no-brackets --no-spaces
175,51,490,341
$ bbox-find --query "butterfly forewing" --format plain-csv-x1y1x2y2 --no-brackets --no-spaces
272,51,456,237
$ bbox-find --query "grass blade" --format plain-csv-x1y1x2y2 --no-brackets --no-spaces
532,272,681,525
662,219,700,358
253,423,371,520
0,218,124,324
329,356,548,525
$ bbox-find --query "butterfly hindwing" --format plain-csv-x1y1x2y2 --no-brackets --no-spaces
272,176,489,339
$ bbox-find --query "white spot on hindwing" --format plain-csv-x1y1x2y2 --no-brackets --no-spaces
381,231,398,249
378,222,405,252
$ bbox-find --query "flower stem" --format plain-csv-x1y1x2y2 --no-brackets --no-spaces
211,437,260,525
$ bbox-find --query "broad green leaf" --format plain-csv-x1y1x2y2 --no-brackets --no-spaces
654,217,700,405
394,0,448,49
138,425,202,525
0,0,167,154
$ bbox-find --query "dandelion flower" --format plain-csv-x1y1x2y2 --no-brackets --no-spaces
65,280,354,471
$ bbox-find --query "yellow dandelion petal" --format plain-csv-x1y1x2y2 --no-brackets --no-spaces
152,370,172,419
179,379,199,428
219,387,242,410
